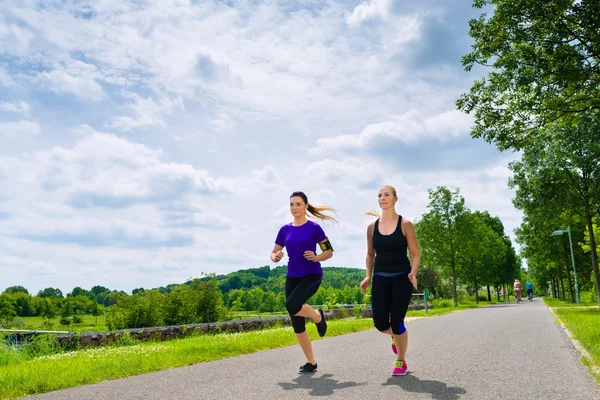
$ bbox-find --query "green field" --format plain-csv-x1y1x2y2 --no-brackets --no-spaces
0,318,375,400
11,315,108,334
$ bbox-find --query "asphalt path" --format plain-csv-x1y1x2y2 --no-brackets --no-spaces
26,299,599,400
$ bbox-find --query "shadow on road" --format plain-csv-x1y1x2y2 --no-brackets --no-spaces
481,303,518,308
382,373,466,400
278,373,366,396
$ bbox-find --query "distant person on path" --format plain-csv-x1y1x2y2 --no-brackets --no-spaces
514,279,522,303
270,191,336,374
526,281,533,300
360,185,420,376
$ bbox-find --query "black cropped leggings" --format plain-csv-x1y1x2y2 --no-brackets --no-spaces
285,274,322,334
371,272,413,335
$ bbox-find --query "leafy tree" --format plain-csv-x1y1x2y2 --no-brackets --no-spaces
90,286,110,297
509,115,600,304
0,294,17,320
457,0,600,150
416,187,472,306
91,303,104,325
3,286,29,295
460,213,507,303
39,298,58,320
37,288,64,299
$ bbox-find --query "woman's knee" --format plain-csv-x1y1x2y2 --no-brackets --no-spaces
391,319,407,335
292,318,306,334
286,299,302,316
373,318,391,332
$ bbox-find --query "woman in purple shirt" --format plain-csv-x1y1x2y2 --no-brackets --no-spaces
270,191,336,374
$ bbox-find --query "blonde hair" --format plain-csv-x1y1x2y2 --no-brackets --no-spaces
363,185,397,218
290,191,338,224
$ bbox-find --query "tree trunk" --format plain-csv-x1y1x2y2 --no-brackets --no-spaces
560,277,566,301
487,284,492,302
586,215,600,306
564,246,574,303
451,261,458,307
504,283,507,300
496,285,500,301
551,279,557,298
475,280,479,304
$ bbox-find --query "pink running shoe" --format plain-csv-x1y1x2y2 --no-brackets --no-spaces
392,360,407,376
391,337,397,354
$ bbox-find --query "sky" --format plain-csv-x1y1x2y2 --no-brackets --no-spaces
0,0,521,295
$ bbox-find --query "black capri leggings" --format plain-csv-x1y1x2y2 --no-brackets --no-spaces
371,272,413,335
285,274,322,334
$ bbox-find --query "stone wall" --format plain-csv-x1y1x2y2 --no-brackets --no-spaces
55,305,431,348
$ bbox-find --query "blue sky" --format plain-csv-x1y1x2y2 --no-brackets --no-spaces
0,0,521,295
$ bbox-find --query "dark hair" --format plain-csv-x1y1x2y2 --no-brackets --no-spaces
290,191,338,224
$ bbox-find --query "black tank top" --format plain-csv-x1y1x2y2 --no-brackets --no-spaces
373,216,411,273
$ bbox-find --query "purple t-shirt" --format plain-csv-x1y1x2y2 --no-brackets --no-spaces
275,220,328,278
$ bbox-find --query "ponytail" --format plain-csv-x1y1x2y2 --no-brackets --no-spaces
290,191,338,224
307,203,338,224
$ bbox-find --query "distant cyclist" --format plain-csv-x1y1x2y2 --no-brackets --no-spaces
526,281,533,301
513,279,522,303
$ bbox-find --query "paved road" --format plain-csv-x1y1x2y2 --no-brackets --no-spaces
26,299,599,400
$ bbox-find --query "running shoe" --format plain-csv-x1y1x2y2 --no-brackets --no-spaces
392,360,407,376
316,309,327,337
299,362,318,374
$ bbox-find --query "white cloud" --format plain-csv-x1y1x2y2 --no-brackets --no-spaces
313,109,473,153
107,92,184,131
0,66,15,87
0,100,30,115
0,120,40,138
0,0,525,294
347,0,394,27
33,61,105,101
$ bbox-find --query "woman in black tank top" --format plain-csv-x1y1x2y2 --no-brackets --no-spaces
360,185,421,376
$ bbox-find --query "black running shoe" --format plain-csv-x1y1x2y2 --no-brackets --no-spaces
316,309,327,337
299,362,318,374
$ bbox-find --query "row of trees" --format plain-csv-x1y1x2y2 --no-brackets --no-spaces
457,0,600,304
416,187,521,307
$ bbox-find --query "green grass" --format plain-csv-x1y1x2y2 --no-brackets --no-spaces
543,296,598,308
13,315,108,334
0,318,374,400
553,308,600,383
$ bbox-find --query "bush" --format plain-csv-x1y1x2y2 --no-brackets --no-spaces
433,299,453,308
72,315,83,324
59,317,71,326
353,302,366,319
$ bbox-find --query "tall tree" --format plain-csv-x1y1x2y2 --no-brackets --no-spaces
509,114,600,304
457,0,600,150
3,286,29,295
416,187,471,306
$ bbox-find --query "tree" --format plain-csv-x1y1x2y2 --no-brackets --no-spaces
457,0,600,150
460,213,507,303
37,288,64,298
509,114,600,305
3,286,29,295
416,187,472,306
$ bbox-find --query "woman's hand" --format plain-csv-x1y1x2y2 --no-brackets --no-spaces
303,251,318,262
408,272,418,290
360,276,371,293
271,250,284,263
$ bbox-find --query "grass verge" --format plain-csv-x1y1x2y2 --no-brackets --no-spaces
0,318,373,400
545,297,600,383
551,307,600,384
543,296,597,308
